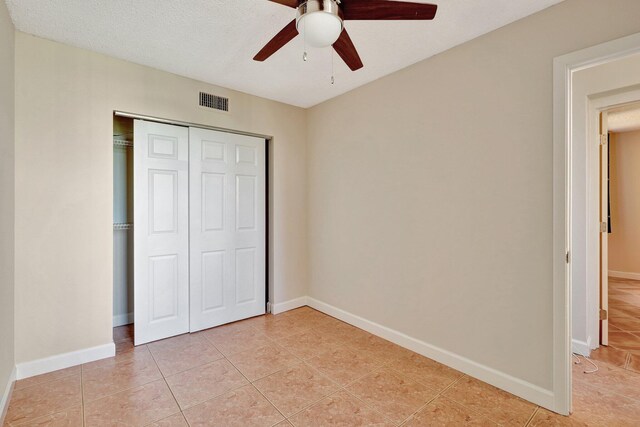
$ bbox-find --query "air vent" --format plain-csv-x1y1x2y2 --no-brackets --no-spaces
199,92,229,112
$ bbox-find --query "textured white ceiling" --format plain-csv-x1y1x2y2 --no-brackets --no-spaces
609,104,640,133
5,0,564,108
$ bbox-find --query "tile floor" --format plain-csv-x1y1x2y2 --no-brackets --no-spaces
4,305,640,426
589,277,640,372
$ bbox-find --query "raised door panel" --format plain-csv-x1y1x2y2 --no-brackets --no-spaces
203,140,226,163
236,145,257,166
202,250,225,312
236,175,257,231
236,248,256,304
202,173,225,232
149,135,178,159
149,255,179,322
150,170,178,234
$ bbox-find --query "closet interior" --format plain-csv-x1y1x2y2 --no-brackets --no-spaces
113,115,134,329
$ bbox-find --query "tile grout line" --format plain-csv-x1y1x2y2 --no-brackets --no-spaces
10,369,79,394
145,343,183,425
251,332,403,425
523,406,540,427
436,376,531,426
223,343,290,424
338,375,404,427
176,311,346,421
6,376,84,426
81,346,170,405
303,358,439,427
80,363,85,427
284,375,392,425
574,371,640,405
397,374,465,427
166,311,453,426
268,360,347,421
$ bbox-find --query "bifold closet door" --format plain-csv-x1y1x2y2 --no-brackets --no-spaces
134,120,190,345
189,127,266,332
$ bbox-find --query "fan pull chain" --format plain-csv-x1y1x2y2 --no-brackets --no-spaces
303,24,308,62
331,50,335,84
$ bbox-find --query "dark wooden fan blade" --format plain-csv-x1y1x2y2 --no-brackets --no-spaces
333,29,363,71
342,0,437,20
254,20,299,62
268,0,299,7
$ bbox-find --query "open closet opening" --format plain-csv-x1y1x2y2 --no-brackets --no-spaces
113,115,135,344
601,102,640,355
112,112,269,348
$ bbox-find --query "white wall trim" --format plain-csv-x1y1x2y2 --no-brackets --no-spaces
271,296,308,315
307,297,555,410
608,271,640,281
0,366,16,426
553,31,640,415
15,343,115,380
571,338,592,357
113,312,134,328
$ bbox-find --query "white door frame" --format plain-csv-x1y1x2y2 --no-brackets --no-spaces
589,95,640,349
553,32,640,415
599,110,609,347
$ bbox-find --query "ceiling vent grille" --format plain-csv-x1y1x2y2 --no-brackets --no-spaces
199,92,229,112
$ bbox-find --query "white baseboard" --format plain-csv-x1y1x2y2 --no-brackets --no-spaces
16,343,115,380
113,312,134,327
608,270,640,281
0,366,16,426
571,338,592,357
271,296,309,315
306,297,556,411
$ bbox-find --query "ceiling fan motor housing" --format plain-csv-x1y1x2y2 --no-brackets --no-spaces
296,0,345,47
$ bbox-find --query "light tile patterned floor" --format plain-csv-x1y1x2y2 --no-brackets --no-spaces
589,277,640,373
4,305,640,426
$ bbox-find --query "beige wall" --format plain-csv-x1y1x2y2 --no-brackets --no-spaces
0,0,15,400
306,0,640,391
14,33,308,364
609,130,640,275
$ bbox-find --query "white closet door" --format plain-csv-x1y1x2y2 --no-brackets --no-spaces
134,120,190,345
189,127,266,332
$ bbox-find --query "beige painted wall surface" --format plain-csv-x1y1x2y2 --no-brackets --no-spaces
306,0,640,391
609,130,640,275
0,0,15,395
14,33,308,364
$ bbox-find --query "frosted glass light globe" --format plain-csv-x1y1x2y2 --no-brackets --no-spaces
297,11,343,48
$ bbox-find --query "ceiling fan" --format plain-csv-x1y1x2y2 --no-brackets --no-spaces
254,0,438,71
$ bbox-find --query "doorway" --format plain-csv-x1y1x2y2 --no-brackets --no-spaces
600,102,640,354
553,32,640,415
112,113,270,347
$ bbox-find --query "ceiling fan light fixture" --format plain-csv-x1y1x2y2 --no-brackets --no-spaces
296,0,344,48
